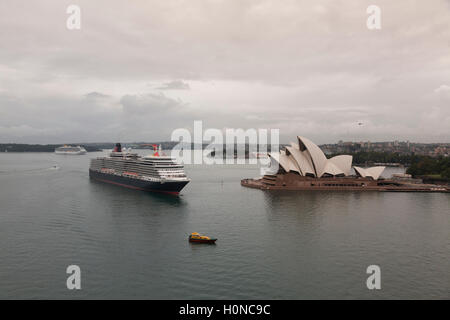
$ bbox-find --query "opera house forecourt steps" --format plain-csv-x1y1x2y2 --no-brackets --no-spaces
241,136,450,193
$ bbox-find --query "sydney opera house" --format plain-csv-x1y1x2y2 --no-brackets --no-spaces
241,136,449,192
268,136,385,179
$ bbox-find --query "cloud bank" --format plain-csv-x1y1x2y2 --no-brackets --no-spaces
0,0,449,143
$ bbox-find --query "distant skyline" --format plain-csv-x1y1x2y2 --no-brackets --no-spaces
2,139,449,146
1,0,449,144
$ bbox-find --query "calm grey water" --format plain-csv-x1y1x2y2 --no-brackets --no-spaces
0,151,449,299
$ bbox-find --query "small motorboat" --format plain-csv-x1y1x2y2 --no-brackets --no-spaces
188,232,217,244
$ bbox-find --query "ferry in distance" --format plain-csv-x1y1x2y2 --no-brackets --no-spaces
89,143,190,195
55,145,87,155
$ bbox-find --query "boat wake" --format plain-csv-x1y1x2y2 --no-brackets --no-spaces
45,165,60,171
0,165,60,175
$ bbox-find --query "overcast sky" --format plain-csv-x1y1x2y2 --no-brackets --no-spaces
0,0,449,144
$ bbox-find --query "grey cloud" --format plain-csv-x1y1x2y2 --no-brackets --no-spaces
434,85,450,93
120,93,186,114
0,92,121,143
85,92,109,99
0,0,449,143
156,80,190,90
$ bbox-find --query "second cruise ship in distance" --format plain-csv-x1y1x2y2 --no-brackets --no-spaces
89,143,190,195
55,145,87,155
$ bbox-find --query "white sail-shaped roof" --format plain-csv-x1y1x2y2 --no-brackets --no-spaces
353,166,385,180
287,154,301,173
280,150,300,173
302,150,316,175
268,136,359,178
297,136,328,177
322,161,345,176
268,152,283,172
286,144,315,176
329,155,353,176
269,151,299,173
265,154,281,174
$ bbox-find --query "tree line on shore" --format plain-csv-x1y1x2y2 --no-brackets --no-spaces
0,144,102,152
406,156,450,179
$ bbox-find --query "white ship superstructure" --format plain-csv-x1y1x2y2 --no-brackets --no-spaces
55,145,87,155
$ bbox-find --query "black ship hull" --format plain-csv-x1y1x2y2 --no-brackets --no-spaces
89,169,189,195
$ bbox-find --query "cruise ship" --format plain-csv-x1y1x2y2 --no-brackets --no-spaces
55,145,87,155
89,143,189,195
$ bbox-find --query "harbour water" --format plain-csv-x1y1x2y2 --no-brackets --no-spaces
0,151,449,299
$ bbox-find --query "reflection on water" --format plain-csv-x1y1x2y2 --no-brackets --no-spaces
0,152,448,299
89,178,186,207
